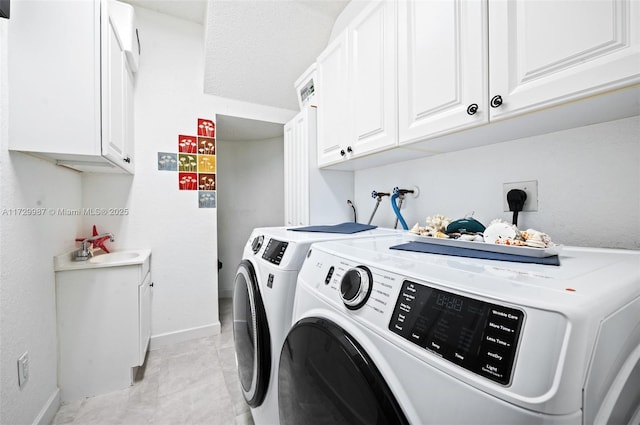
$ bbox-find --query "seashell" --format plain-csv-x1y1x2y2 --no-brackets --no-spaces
409,222,421,234
426,214,452,233
483,222,517,244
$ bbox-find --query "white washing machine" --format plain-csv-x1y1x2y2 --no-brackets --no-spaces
232,225,401,425
279,235,640,424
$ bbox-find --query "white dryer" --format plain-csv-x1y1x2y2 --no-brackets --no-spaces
279,235,640,424
232,225,400,425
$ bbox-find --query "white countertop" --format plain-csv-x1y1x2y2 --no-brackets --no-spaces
54,249,151,272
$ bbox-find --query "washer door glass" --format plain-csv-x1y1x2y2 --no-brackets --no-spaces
233,260,270,407
278,317,408,425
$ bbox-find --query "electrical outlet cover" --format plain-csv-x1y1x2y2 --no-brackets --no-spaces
18,352,29,389
503,181,538,212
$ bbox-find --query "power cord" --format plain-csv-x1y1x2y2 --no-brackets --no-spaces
507,189,527,226
347,200,357,223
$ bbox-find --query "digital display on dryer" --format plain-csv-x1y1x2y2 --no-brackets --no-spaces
389,280,524,385
262,238,288,265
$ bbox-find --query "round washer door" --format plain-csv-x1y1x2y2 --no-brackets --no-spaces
233,260,271,407
278,317,409,425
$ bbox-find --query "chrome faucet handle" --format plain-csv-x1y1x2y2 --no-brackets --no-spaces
75,233,115,261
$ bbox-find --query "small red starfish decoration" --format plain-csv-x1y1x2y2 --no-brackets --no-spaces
75,225,111,254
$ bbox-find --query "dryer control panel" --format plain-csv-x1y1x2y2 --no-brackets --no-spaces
389,280,524,385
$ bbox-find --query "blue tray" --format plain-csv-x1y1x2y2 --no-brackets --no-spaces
391,241,561,266
289,222,377,234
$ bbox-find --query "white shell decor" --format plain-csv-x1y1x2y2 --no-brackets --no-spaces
458,233,484,242
482,221,517,244
409,214,452,238
412,216,555,249
483,219,555,248
426,214,452,233
520,229,553,248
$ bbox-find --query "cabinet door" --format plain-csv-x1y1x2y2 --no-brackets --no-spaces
296,112,310,225
317,32,350,167
122,62,135,172
102,14,129,168
8,0,101,156
284,119,295,226
284,112,310,226
489,0,640,120
139,272,152,366
284,118,303,226
349,1,397,156
398,0,488,145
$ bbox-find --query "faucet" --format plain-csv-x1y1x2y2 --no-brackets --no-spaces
75,233,115,261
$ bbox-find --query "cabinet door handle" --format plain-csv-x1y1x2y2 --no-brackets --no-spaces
150,282,154,287
490,95,503,108
347,146,353,153
340,149,346,156
467,104,478,115
123,156,131,164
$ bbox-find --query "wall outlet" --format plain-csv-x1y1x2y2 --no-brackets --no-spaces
503,180,538,212
17,352,29,389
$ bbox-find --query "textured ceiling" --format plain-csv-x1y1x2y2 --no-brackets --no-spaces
203,0,349,111
123,0,349,138
125,0,348,111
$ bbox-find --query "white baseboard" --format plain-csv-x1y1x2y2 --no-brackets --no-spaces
33,388,60,425
149,321,221,350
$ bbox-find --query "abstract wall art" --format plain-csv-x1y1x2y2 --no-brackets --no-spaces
157,118,217,208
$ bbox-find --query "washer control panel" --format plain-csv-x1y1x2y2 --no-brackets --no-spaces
389,280,524,385
262,238,288,265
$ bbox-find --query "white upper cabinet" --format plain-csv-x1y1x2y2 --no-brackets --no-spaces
317,1,397,167
314,0,638,170
285,106,354,226
349,0,398,157
317,32,350,166
8,0,138,173
103,11,135,172
398,0,488,144
488,0,640,120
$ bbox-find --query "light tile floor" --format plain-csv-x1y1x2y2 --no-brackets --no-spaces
51,298,254,425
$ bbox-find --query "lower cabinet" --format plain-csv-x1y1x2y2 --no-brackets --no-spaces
55,258,152,402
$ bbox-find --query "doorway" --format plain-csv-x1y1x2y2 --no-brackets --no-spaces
216,115,285,298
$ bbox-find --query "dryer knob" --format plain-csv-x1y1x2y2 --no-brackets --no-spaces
340,266,373,310
251,235,264,254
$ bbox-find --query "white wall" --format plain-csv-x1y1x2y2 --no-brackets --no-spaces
356,116,640,249
334,1,640,250
0,19,82,425
2,7,295,423
82,8,220,347
82,8,296,347
217,137,285,298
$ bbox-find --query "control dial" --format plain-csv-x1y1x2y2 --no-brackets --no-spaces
340,266,373,310
251,235,264,254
